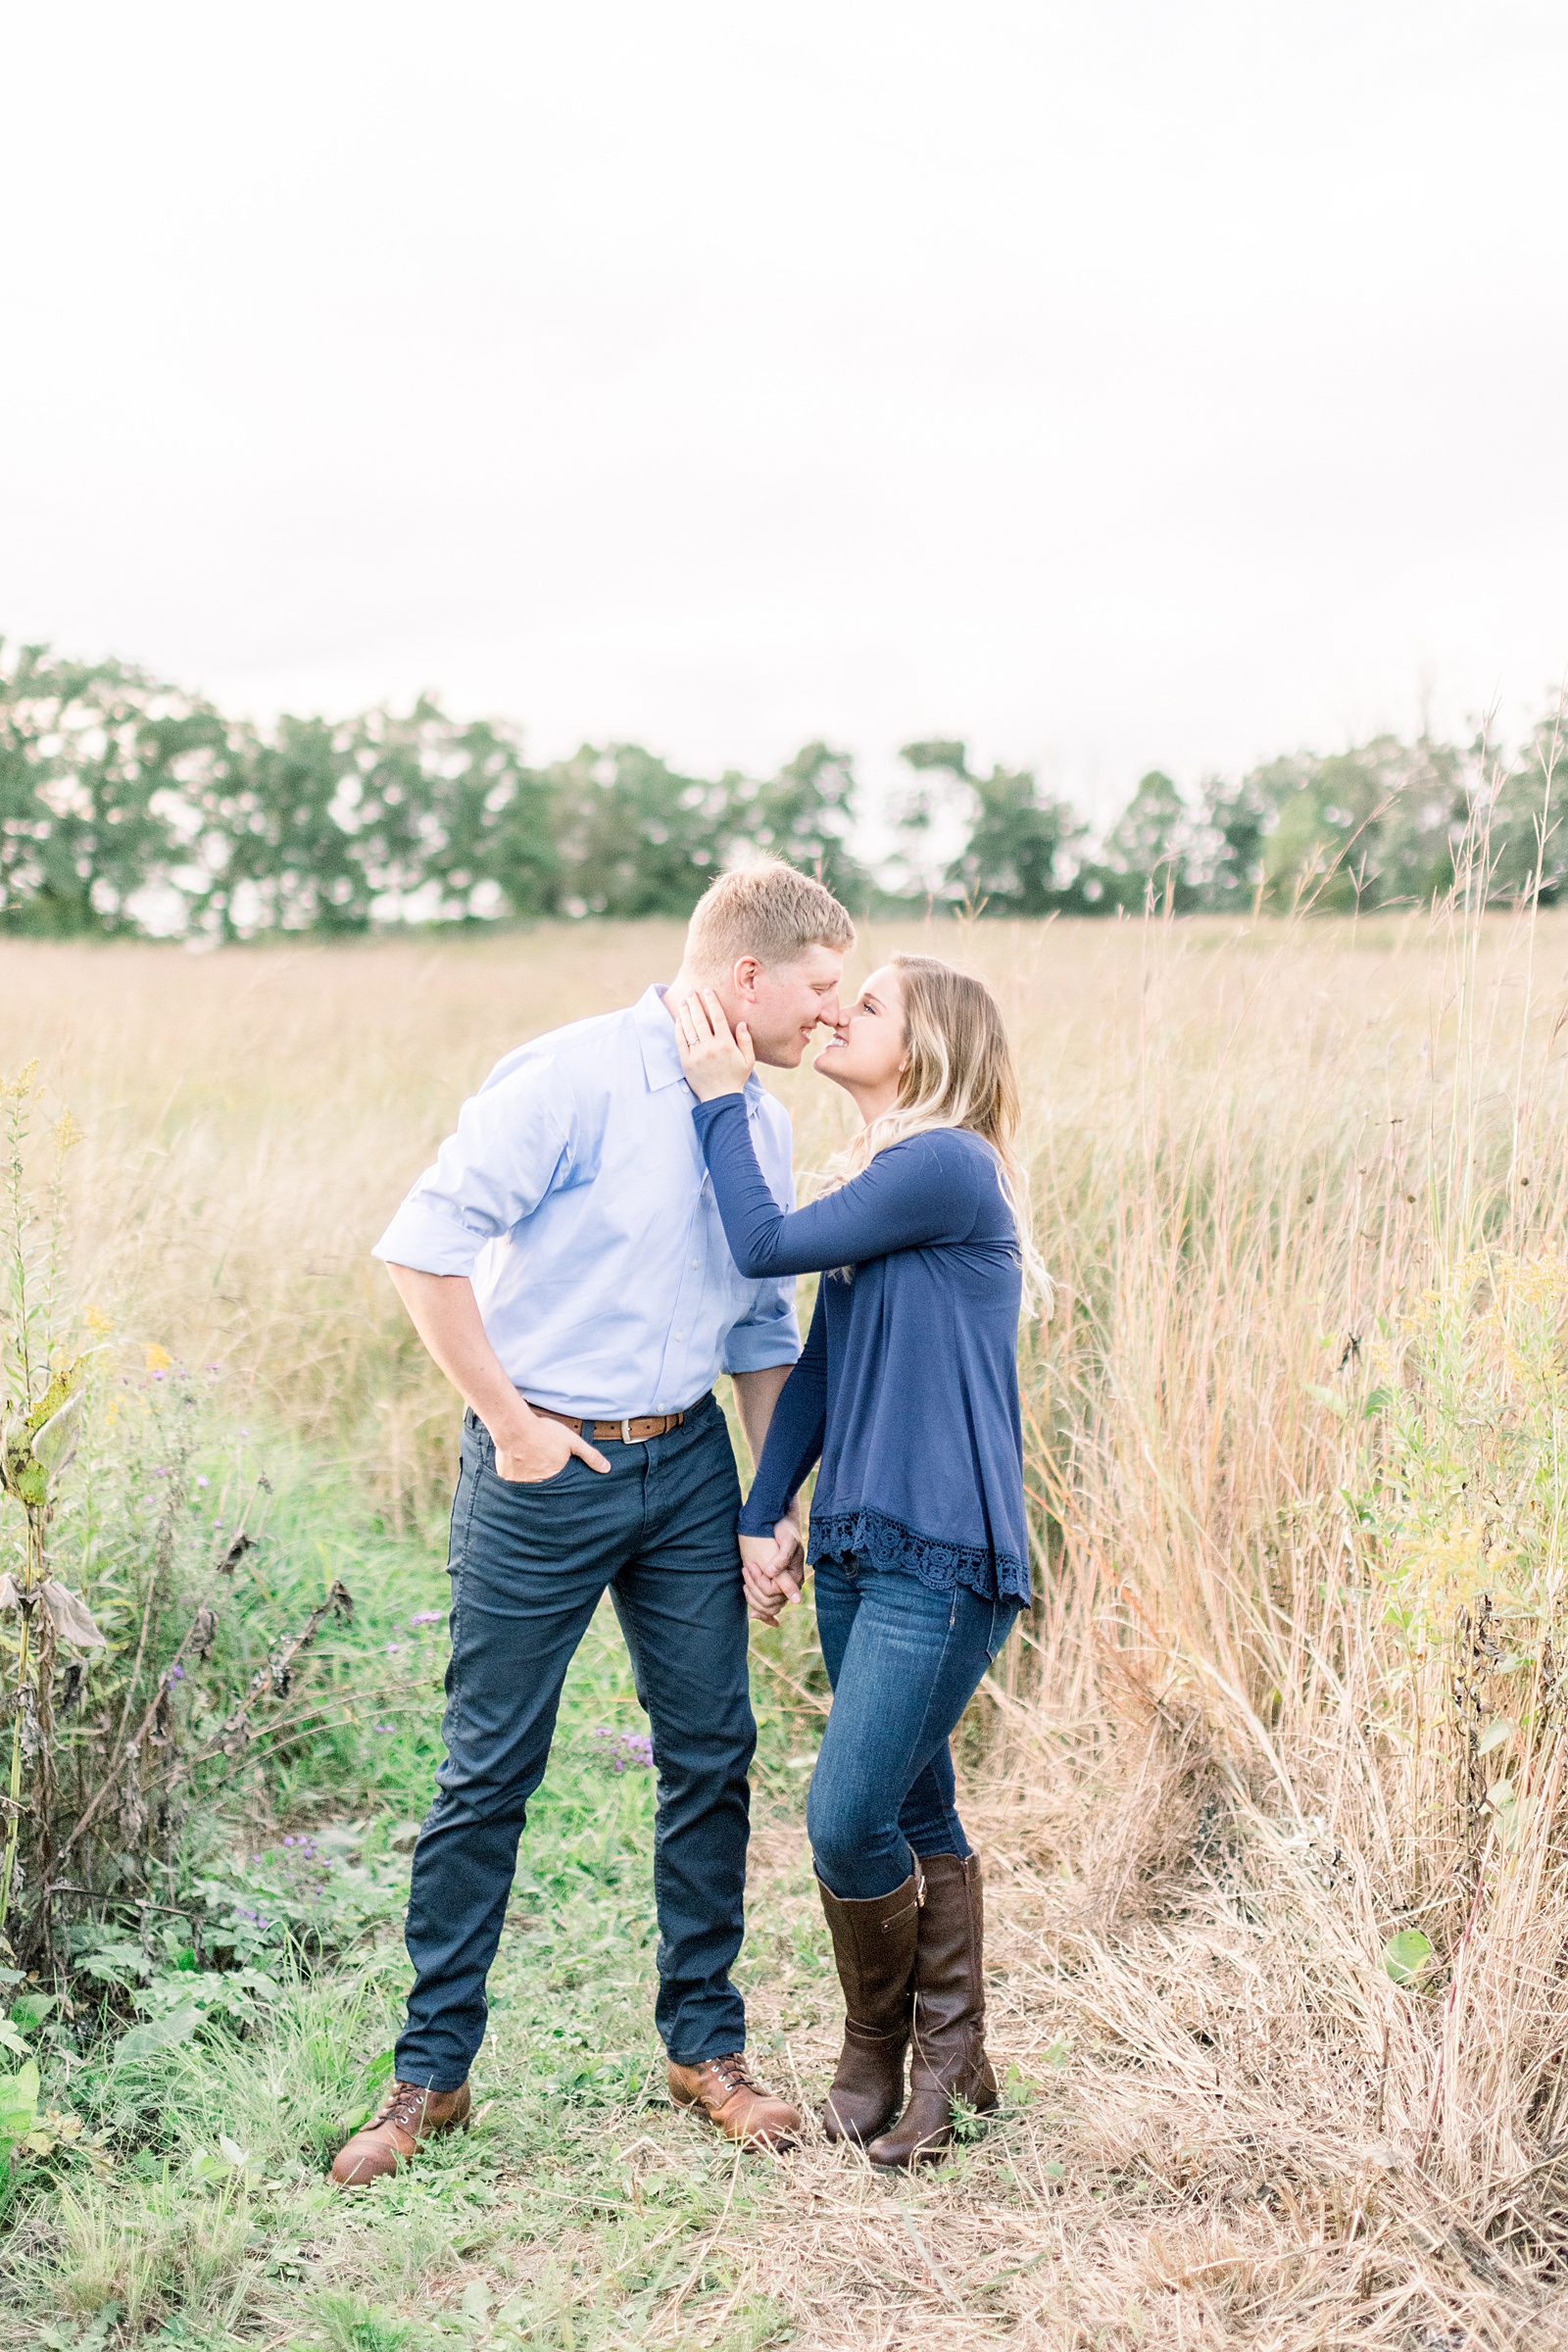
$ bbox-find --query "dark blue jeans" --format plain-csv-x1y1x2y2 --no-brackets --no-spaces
396,1396,754,2089
808,1555,1020,1902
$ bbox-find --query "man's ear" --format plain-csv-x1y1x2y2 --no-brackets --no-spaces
731,956,763,1004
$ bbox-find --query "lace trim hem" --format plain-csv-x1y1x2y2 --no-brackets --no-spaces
808,1505,1031,1604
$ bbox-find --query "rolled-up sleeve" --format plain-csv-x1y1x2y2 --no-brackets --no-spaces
722,1276,802,1374
372,1054,571,1276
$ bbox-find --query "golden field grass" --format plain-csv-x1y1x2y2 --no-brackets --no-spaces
10,905,1568,2348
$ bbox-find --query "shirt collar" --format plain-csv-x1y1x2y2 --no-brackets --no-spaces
635,984,694,1094
636,984,761,1101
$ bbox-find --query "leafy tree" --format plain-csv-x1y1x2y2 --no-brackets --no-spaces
197,713,362,935
1480,711,1568,905
895,741,1084,915
1093,770,1194,912
727,743,871,908
1251,737,1468,912
0,643,232,936
1185,773,1270,911
1368,736,1470,906
548,745,729,918
1253,747,1387,912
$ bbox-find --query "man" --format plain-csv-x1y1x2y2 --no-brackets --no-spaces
330,859,855,2185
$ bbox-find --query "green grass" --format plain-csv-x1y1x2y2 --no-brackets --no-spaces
1,1424,833,2350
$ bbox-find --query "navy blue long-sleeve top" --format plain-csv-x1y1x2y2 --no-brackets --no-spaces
692,1096,1031,1603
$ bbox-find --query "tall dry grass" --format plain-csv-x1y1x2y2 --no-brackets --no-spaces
10,906,1568,2340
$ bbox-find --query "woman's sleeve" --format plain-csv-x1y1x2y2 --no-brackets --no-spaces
737,1287,828,1535
691,1096,977,1277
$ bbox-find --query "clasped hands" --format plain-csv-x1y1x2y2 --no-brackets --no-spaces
740,1520,805,1626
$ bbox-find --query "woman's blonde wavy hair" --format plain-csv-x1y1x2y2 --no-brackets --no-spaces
830,953,1051,1315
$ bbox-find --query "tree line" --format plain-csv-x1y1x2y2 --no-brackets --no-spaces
1,640,1562,940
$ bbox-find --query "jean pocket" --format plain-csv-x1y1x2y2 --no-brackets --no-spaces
490,1453,580,1493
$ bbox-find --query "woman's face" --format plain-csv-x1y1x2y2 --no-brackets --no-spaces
813,963,907,1099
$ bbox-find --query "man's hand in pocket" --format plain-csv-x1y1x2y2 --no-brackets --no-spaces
492,1408,611,1485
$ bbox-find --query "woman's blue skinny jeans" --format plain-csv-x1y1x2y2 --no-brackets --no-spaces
807,1553,1020,1902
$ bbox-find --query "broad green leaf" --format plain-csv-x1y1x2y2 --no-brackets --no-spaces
10,1460,46,1507
29,1390,82,1476
1383,1929,1434,1986
23,1361,81,1440
218,2133,248,2168
0,2059,40,2140
118,2005,201,2062
1477,1719,1515,1757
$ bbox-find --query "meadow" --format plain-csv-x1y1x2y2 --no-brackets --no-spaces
5,905,1568,2349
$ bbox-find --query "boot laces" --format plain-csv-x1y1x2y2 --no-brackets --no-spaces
705,2052,761,2099
371,2082,436,2135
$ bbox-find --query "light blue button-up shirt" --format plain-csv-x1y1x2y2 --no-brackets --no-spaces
372,984,800,1417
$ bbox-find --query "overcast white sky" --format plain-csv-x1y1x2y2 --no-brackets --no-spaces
4,1,1567,822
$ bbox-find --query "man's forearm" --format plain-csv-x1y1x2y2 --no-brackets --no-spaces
384,1264,534,1443
384,1265,610,1484
731,1363,794,1485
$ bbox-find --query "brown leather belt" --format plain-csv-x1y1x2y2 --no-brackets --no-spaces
527,1400,696,1444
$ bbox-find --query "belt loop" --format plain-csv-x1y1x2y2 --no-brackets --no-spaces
621,1417,632,1444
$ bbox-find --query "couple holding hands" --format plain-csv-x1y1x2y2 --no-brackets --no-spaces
331,860,1042,2186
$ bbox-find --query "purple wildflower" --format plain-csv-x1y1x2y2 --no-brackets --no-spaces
590,1725,656,1775
410,1610,442,1627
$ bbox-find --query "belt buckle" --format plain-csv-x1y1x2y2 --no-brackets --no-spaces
621,1417,633,1444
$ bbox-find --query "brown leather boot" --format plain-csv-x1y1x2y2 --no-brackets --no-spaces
329,2079,471,2186
816,1863,923,2144
867,1851,997,2169
667,2053,802,2151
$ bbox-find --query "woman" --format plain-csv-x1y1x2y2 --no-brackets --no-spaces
674,953,1044,2168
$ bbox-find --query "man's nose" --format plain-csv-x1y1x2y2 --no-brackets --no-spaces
816,995,843,1027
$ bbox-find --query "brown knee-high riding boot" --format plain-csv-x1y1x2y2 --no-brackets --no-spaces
866,1850,997,2168
816,1862,924,2144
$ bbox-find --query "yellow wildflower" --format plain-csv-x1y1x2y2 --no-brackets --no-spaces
50,1108,84,1154
144,1344,172,1373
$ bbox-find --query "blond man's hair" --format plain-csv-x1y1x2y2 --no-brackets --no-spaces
683,858,856,978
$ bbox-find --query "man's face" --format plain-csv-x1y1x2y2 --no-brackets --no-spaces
734,944,847,1067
